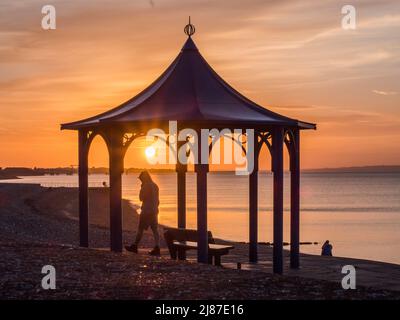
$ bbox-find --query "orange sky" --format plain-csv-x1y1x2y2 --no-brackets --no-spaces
1,0,399,169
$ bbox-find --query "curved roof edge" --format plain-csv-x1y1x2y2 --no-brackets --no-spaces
61,37,316,131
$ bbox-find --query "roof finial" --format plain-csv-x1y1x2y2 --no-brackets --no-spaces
184,16,195,37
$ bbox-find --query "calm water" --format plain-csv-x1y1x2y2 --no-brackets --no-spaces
3,172,400,264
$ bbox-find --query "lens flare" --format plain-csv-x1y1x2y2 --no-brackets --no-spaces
145,146,156,158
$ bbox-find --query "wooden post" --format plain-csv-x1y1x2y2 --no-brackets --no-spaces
176,139,187,229
176,139,187,260
290,129,300,269
272,127,284,274
195,133,209,263
196,163,208,263
249,153,258,263
108,131,124,252
78,130,89,247
177,171,186,228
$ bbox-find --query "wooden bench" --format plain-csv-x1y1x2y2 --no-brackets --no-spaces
163,227,234,266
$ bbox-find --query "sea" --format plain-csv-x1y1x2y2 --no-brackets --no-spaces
3,172,400,264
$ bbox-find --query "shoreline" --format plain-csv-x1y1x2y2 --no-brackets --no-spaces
1,165,400,178
0,174,20,180
1,183,400,298
1,181,400,268
1,182,399,267
1,181,398,266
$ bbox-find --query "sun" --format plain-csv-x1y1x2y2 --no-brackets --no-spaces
145,146,156,159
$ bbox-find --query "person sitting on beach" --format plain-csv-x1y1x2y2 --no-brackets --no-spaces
321,240,333,256
125,171,160,256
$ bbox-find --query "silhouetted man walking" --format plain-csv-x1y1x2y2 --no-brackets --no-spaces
125,171,160,256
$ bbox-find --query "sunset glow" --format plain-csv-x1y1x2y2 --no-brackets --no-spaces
145,146,156,159
0,1,399,169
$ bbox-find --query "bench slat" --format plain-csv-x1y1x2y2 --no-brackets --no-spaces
173,241,234,250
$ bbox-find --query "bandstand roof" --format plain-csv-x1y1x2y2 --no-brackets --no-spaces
61,27,316,131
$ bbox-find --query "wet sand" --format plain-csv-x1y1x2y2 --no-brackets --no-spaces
1,183,399,299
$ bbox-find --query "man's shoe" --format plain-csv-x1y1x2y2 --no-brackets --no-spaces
149,246,160,256
125,244,138,253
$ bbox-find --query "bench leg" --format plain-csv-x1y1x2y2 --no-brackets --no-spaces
214,255,221,266
170,248,177,260
178,248,186,260
208,254,213,264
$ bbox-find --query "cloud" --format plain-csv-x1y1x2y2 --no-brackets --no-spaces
372,90,398,96
359,14,400,29
329,51,392,68
272,105,317,111
270,104,400,130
